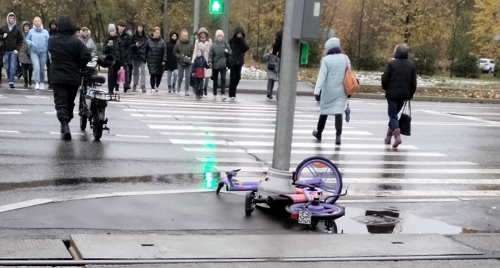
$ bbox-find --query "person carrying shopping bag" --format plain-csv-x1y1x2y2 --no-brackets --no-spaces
381,44,417,148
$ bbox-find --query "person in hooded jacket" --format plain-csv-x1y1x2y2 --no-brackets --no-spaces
79,27,96,57
102,23,124,94
18,21,33,88
272,28,283,58
46,19,58,89
174,29,194,96
27,17,49,90
228,26,249,100
48,15,92,141
0,12,23,88
145,27,167,92
130,24,147,92
192,27,212,97
312,38,350,146
209,29,231,101
165,31,178,93
381,44,417,149
116,21,132,92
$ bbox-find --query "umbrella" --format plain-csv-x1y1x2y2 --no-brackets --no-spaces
345,101,350,122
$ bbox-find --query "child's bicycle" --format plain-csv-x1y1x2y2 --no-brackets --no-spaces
245,156,346,232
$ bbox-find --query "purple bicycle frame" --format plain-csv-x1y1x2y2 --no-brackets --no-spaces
219,170,259,192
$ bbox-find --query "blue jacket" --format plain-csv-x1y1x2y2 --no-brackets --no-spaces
26,26,49,53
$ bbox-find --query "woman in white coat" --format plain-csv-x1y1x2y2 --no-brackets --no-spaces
312,37,350,145
192,27,212,97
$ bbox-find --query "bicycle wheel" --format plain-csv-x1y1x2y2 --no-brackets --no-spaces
294,156,342,204
285,202,345,221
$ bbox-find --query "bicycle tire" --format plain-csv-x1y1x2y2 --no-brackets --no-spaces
285,202,345,221
294,156,343,204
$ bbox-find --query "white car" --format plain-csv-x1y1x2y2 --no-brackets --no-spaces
478,58,495,73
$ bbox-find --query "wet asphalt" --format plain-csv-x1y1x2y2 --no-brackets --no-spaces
0,81,500,237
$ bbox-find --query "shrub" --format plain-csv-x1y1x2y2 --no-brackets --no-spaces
452,55,481,79
412,43,438,76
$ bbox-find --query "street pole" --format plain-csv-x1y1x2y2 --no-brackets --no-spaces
221,0,230,41
257,0,301,197
194,0,200,34
163,0,168,39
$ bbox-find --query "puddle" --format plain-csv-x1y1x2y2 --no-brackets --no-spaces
0,172,225,192
335,207,464,234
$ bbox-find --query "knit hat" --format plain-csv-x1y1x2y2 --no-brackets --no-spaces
108,24,116,32
215,30,224,37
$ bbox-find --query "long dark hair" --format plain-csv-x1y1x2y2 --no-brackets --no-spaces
327,47,341,55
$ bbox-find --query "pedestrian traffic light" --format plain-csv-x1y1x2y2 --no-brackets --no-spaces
209,0,223,15
300,42,309,65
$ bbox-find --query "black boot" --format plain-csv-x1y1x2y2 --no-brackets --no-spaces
312,130,322,141
61,121,71,140
335,114,343,145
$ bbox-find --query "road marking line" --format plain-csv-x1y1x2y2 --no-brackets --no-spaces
130,110,309,117
25,95,48,98
0,130,20,133
0,112,22,115
170,139,418,150
50,132,84,135
45,111,78,114
160,132,380,140
183,147,445,156
150,125,373,135
235,177,500,185
141,119,355,129
0,108,28,111
136,114,320,122
196,158,478,166
114,134,150,138
214,166,500,174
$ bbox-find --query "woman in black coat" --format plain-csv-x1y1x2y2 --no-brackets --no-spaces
145,27,167,92
165,31,178,92
381,44,417,149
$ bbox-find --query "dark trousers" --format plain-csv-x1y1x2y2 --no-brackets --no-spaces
267,79,275,96
194,77,204,96
127,63,133,87
229,65,242,97
317,114,343,136
0,66,2,83
22,64,33,85
107,63,121,93
387,99,405,130
46,58,51,86
150,73,163,89
52,84,79,124
212,68,226,95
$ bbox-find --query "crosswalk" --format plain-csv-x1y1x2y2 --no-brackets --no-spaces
114,94,500,199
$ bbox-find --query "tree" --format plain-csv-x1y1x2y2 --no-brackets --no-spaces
413,43,438,76
471,0,500,59
447,0,475,78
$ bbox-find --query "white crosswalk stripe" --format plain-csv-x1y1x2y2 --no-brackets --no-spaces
117,95,500,198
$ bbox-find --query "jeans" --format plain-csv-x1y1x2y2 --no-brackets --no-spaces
30,51,48,83
150,73,163,89
4,51,17,83
229,65,242,97
52,84,79,123
132,60,146,87
177,64,191,91
317,114,343,136
387,99,405,130
167,69,178,87
212,68,227,95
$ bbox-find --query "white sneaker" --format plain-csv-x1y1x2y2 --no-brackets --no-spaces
222,95,227,101
213,95,217,100
230,97,235,101
40,83,45,90
35,83,40,90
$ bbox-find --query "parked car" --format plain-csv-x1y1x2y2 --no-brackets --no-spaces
477,58,495,73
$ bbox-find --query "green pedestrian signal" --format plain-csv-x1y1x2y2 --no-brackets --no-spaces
209,0,223,15
300,42,309,65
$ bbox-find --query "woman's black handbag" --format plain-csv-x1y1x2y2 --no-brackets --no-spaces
398,101,412,136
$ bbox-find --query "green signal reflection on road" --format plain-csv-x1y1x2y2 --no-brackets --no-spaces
202,155,216,189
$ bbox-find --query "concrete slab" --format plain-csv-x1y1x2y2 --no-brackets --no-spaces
449,234,500,255
86,260,500,268
71,234,480,259
0,239,72,259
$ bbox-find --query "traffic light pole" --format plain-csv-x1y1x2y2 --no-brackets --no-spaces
163,0,168,39
221,0,229,41
257,0,300,197
193,0,200,34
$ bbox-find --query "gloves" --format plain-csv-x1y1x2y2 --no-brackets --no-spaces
314,94,320,101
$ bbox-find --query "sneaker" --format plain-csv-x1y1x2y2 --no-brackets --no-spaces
35,83,40,90
132,85,137,91
23,83,28,88
230,97,235,101
40,83,45,90
213,95,217,100
9,83,15,89
185,91,190,96
155,89,158,93
222,95,227,101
